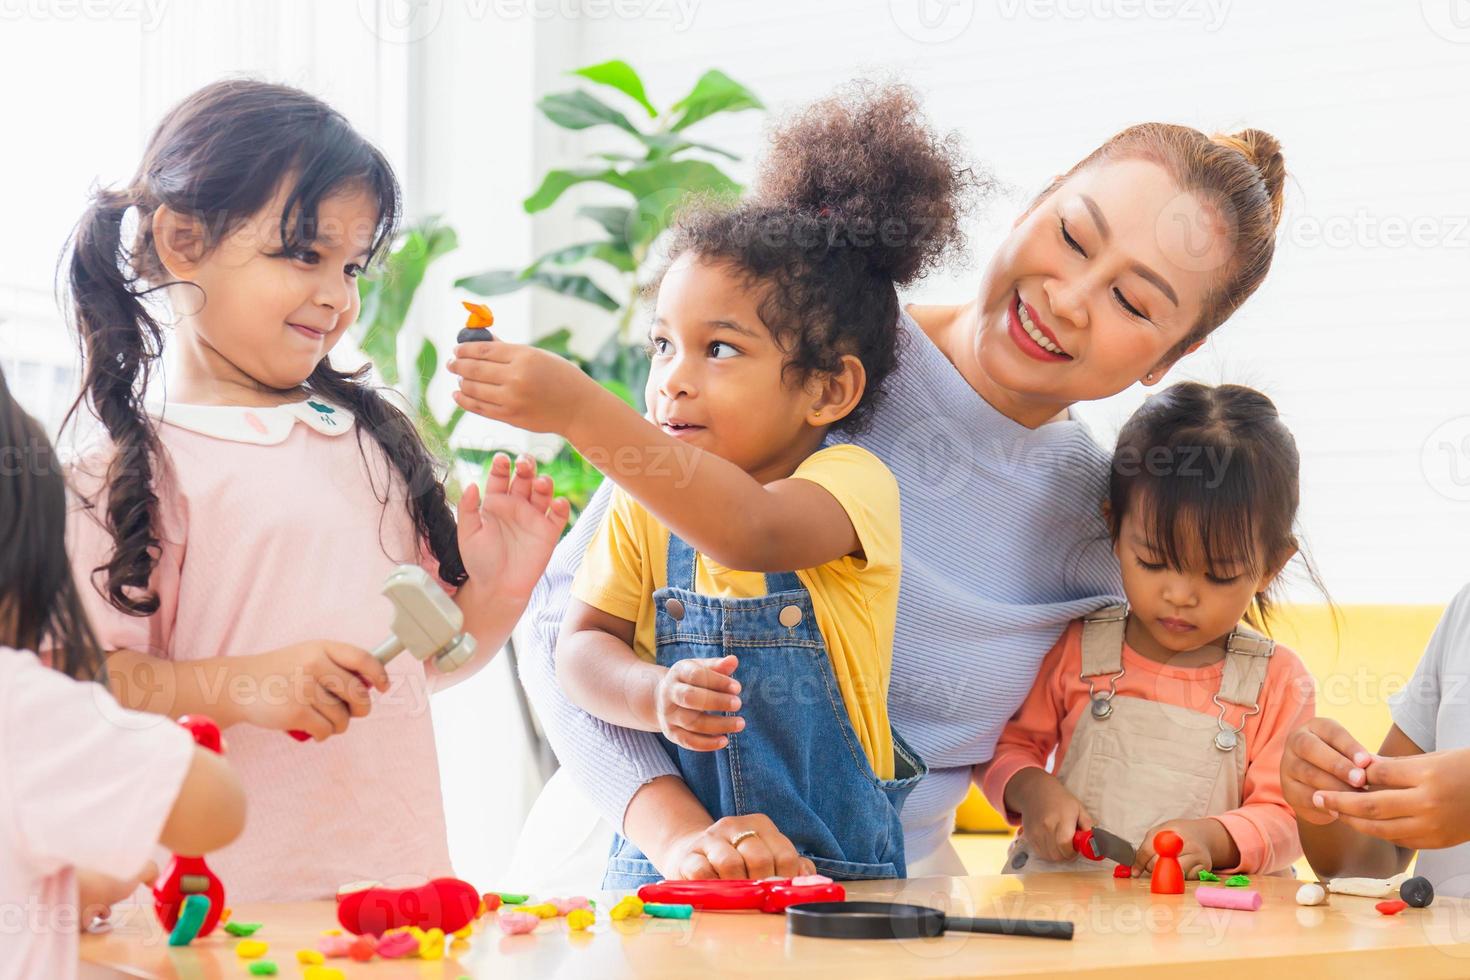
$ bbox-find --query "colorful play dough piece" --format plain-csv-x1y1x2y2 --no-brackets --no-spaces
235,939,269,958
1327,872,1409,899
303,968,345,980
1197,870,1220,882
520,902,559,919
1113,865,1132,879
168,894,211,946
497,892,529,905
1296,883,1328,907
247,962,278,977
790,874,834,887
644,903,694,919
296,949,325,965
567,908,595,931
375,931,420,958
1376,899,1409,916
1225,874,1251,888
419,927,446,960
224,920,263,937
498,911,540,935
610,896,645,920
1197,886,1262,911
550,896,592,914
316,934,353,957
347,935,376,962
1401,876,1436,908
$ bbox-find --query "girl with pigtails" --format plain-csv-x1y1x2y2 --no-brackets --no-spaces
64,79,569,901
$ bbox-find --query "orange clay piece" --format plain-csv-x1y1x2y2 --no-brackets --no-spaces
462,302,495,329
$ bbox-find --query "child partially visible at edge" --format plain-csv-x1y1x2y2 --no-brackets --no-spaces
450,83,979,886
0,370,244,980
980,383,1319,879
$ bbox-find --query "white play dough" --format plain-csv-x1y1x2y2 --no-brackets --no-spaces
1296,883,1327,906
1326,872,1410,899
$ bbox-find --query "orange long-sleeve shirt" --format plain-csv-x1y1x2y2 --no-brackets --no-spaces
980,619,1317,874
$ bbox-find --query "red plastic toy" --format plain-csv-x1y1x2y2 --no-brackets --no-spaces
1150,831,1185,895
153,716,227,938
336,877,480,936
637,878,845,913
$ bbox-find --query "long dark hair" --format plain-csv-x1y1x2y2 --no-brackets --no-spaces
0,371,106,681
649,82,985,434
1107,381,1325,628
63,79,466,617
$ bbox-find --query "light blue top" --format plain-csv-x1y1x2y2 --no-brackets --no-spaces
520,310,1125,863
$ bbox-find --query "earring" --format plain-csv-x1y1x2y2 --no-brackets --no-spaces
1144,372,1154,383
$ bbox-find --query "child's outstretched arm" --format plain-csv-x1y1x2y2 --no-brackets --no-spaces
449,342,859,572
557,599,744,751
435,452,571,690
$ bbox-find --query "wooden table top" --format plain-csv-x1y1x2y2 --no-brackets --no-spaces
80,872,1470,979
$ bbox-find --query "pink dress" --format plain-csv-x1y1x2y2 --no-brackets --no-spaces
67,399,455,901
0,646,194,980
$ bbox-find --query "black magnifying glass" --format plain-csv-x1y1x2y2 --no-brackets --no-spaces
787,901,1075,941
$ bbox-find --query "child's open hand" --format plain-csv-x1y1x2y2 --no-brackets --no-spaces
1007,768,1094,863
1131,818,1218,880
237,641,390,740
449,339,600,436
1281,717,1373,825
457,452,571,602
654,655,745,751
1312,747,1470,850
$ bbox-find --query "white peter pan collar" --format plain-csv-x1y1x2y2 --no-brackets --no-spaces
149,398,356,445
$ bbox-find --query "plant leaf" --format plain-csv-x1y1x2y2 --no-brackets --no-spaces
532,327,576,358
571,60,657,118
537,90,639,134
637,132,740,161
523,167,625,213
619,160,740,245
454,269,532,296
414,339,438,409
531,240,636,273
352,219,460,388
669,70,764,132
577,205,633,241
456,268,620,311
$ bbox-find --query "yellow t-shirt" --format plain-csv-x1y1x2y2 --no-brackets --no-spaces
570,444,902,779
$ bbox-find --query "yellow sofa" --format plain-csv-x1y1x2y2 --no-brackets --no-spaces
951,605,1447,870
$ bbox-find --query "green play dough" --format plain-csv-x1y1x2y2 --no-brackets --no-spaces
224,920,263,936
1197,871,1220,882
247,962,278,976
1225,875,1251,888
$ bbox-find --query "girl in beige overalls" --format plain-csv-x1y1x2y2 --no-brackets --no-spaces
981,383,1320,881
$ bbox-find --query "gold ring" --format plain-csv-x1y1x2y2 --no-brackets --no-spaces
729,830,758,848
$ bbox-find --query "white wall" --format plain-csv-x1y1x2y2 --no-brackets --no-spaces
530,0,1470,606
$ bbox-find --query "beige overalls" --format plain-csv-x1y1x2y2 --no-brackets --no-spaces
1003,603,1274,875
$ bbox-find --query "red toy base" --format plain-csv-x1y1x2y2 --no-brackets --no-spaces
336,877,480,937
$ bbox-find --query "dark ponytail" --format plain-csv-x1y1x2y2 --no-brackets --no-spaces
650,81,987,433
64,79,468,619
66,188,168,614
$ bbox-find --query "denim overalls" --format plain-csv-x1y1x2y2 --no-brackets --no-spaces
601,531,927,890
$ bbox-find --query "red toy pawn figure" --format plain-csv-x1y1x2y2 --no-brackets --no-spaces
1150,831,1185,895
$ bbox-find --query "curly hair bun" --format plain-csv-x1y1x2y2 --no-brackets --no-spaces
753,81,985,286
